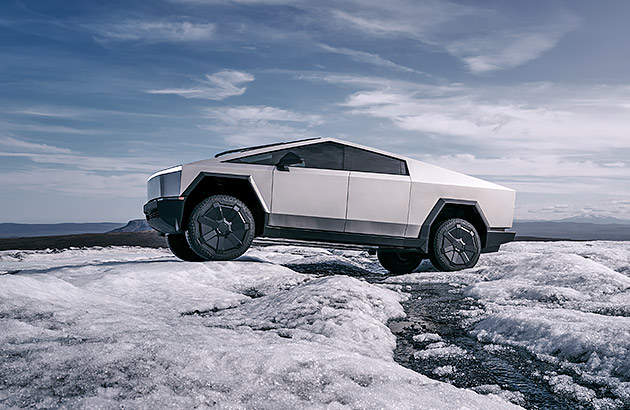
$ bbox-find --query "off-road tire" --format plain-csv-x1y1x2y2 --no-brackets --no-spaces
429,218,481,271
186,195,255,261
166,233,205,262
377,249,423,274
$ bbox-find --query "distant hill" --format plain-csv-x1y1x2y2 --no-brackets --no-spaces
556,215,630,225
0,222,125,238
109,219,152,233
513,221,630,241
0,231,167,251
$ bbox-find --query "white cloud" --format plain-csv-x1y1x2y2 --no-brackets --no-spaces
0,168,146,198
318,44,426,75
202,122,310,148
203,105,323,126
0,135,73,154
522,199,630,221
326,1,577,73
164,1,576,74
444,21,578,74
88,20,216,43
337,82,630,154
0,136,164,173
0,137,163,199
199,105,323,146
148,70,255,100
8,108,82,119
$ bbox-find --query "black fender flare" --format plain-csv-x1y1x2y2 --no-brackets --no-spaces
418,198,489,253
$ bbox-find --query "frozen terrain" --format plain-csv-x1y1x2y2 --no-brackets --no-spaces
1,241,629,409
0,246,517,409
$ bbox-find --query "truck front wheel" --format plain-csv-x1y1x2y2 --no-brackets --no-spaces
186,195,255,261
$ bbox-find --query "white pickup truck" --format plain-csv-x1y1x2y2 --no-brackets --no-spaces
144,138,515,273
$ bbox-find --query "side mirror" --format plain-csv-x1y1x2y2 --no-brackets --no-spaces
276,152,304,171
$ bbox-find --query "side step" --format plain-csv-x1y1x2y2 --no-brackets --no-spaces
252,237,377,253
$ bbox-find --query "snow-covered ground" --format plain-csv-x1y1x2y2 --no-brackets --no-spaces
0,246,518,409
1,241,629,409
386,241,630,409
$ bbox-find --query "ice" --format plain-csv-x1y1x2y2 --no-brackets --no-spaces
414,343,469,360
0,246,519,409
413,332,443,343
381,241,630,407
466,242,630,403
433,365,455,377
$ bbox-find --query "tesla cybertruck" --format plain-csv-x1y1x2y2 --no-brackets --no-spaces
144,138,515,273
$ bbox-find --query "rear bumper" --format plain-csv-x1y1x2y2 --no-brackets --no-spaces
482,230,516,253
143,197,185,234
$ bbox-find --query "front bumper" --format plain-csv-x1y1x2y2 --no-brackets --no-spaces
143,197,185,234
481,229,516,253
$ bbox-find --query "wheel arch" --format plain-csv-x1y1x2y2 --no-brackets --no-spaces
419,199,489,253
181,172,268,236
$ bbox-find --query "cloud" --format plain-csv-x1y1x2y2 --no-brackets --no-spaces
444,20,578,73
8,108,82,118
318,44,426,75
0,136,164,173
148,70,255,100
200,105,323,146
0,136,164,199
160,1,577,74
335,80,630,154
0,135,73,154
203,105,323,126
326,1,577,73
0,168,146,198
88,20,216,43
523,199,630,221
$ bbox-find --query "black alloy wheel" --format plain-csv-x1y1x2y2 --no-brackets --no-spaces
429,218,481,271
186,195,255,261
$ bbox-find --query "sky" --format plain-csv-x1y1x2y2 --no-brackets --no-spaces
1,0,629,223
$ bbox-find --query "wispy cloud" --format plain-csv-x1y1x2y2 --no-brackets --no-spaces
327,1,577,73
148,70,255,100
443,18,578,73
0,168,147,198
528,199,630,221
203,105,323,125
0,135,73,154
88,19,216,43
8,108,82,118
0,135,163,173
336,80,630,154
200,104,323,146
318,44,426,75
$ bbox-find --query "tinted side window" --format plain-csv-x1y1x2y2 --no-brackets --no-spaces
344,147,407,175
228,142,344,171
291,142,344,170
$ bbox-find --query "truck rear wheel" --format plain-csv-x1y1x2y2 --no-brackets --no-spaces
186,195,255,261
377,249,423,274
429,218,481,271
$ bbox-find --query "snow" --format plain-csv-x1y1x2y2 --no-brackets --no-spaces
389,241,630,408
0,246,518,409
